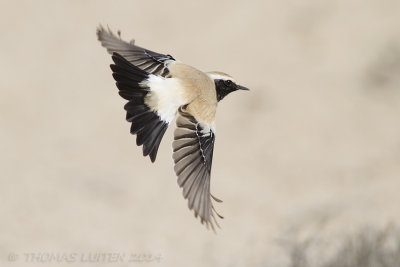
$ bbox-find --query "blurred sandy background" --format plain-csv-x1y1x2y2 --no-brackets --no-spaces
1,0,400,266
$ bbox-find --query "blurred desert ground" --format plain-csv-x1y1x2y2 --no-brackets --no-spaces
1,0,400,266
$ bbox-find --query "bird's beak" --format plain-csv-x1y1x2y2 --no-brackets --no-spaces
237,85,250,91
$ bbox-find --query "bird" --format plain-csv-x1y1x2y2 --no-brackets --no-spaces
96,25,248,230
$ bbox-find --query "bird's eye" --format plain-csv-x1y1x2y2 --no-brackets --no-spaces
224,80,232,86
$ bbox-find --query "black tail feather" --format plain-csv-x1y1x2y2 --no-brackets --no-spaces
110,52,168,162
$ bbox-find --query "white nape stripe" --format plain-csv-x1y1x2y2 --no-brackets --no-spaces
207,72,236,83
143,75,185,123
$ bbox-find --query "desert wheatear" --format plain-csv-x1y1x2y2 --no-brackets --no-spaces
97,25,248,230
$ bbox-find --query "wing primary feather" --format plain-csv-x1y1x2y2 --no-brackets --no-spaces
188,166,206,210
109,52,171,162
177,161,202,187
98,25,175,77
173,138,199,153
136,117,160,146
148,124,168,162
173,146,200,164
172,106,222,230
174,153,200,177
142,121,167,156
183,165,205,200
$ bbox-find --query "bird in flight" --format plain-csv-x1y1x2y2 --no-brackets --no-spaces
97,25,248,230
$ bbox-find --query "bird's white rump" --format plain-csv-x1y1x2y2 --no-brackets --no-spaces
143,75,186,123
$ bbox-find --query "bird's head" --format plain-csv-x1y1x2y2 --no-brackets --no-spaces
208,72,249,102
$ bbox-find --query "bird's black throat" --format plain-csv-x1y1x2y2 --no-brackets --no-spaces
215,79,236,102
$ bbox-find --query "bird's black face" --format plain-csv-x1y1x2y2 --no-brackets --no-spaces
214,79,249,102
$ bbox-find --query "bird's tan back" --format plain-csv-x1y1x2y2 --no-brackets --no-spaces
169,62,217,124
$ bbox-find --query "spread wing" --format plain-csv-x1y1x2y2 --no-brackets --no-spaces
97,25,175,77
172,106,223,230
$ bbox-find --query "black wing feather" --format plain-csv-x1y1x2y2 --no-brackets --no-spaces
110,53,168,162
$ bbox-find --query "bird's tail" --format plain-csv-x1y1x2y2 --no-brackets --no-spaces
110,53,168,162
